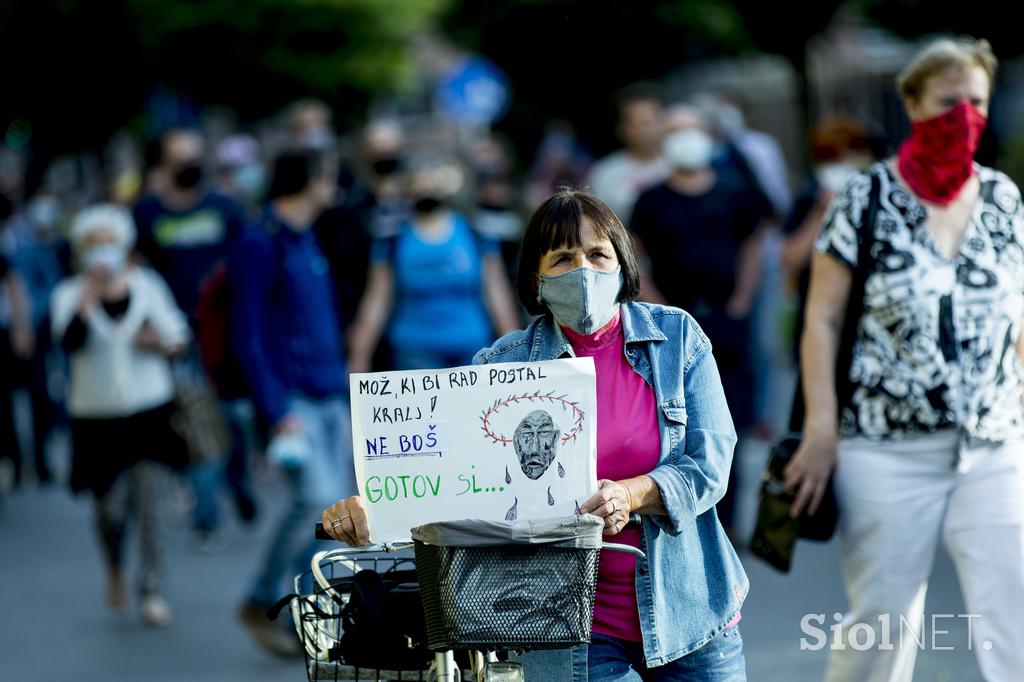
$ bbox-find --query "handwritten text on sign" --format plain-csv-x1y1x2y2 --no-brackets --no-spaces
350,358,598,542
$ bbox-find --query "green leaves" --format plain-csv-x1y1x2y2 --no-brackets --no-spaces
124,0,451,101
654,0,755,54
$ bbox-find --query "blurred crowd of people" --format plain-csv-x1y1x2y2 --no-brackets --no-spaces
0,89,879,652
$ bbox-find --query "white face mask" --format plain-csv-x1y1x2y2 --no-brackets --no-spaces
816,162,859,193
716,103,746,138
663,129,714,171
81,244,127,274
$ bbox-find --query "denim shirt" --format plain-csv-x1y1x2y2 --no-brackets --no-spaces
473,301,749,670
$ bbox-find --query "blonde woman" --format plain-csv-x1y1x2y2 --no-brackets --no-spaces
787,37,1024,681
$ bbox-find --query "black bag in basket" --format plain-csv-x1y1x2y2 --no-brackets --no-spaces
336,568,432,670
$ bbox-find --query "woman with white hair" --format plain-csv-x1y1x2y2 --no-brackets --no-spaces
51,204,190,627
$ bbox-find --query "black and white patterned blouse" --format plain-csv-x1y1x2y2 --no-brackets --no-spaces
815,162,1024,442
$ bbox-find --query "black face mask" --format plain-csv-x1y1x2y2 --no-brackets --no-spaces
372,157,401,176
173,164,203,190
414,196,443,214
478,200,512,212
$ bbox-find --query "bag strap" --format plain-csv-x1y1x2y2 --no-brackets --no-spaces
788,170,881,431
833,170,881,416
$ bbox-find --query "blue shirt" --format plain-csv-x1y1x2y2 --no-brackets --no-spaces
229,208,347,425
474,302,748,668
134,192,247,318
371,213,497,354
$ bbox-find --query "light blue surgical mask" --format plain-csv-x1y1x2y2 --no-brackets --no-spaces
233,164,265,197
81,244,127,274
537,266,622,335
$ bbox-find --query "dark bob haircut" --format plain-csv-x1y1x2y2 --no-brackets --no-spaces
515,189,641,316
266,147,328,201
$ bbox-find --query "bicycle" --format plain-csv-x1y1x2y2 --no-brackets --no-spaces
277,515,644,682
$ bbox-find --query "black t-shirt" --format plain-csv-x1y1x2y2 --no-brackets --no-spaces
630,180,761,311
714,141,775,221
314,202,375,330
132,191,247,318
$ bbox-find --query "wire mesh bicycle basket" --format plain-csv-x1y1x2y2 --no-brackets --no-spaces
285,549,434,681
411,514,604,652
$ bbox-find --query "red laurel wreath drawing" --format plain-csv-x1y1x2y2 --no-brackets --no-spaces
480,390,586,445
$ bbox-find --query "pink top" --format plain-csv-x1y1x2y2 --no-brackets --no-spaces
564,310,743,643
563,310,660,642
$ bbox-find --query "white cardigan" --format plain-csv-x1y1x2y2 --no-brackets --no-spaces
51,267,191,419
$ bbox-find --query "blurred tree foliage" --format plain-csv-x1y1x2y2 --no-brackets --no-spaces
126,0,449,108
0,0,850,165
443,0,844,157
857,0,1023,57
0,0,448,160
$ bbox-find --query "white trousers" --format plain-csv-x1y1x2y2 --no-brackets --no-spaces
824,431,1024,682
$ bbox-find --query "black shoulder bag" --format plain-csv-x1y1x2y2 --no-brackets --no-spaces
749,171,881,573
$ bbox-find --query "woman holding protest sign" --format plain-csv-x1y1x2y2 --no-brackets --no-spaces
324,189,748,680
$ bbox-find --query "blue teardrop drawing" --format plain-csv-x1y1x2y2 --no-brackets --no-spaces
547,487,555,506
505,466,512,485
557,462,565,478
505,497,518,521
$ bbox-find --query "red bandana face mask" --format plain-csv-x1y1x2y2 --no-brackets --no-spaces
897,101,987,206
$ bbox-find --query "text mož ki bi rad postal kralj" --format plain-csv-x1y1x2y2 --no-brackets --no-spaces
350,358,599,543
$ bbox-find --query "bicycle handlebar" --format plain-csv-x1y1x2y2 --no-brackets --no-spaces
622,513,642,531
315,513,642,542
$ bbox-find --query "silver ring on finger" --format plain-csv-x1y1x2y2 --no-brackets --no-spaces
330,515,351,528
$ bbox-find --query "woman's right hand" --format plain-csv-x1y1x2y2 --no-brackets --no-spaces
321,496,371,546
783,433,838,519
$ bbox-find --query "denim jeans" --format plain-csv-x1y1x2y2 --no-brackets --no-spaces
514,624,746,682
189,462,221,532
588,626,746,682
189,399,256,531
248,394,356,606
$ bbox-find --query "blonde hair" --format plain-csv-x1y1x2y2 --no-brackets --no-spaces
898,37,998,102
69,204,137,252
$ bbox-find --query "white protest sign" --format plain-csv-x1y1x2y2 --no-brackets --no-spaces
350,358,598,543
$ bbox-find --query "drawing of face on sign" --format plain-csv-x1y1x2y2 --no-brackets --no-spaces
513,410,559,480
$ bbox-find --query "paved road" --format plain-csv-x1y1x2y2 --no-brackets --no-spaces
0,436,984,681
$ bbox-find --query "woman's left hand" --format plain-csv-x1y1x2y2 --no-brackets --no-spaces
580,479,632,536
